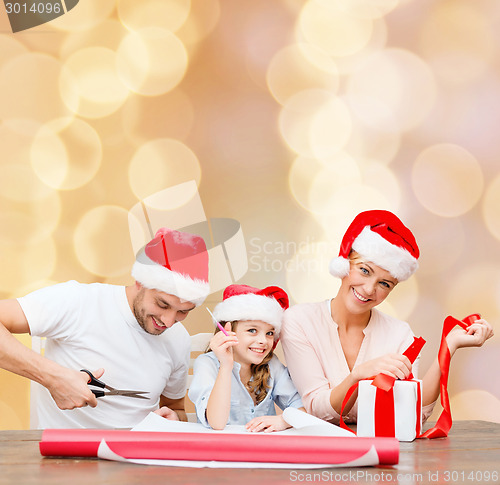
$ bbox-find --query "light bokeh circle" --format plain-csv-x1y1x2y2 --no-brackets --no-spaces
419,2,494,87
359,160,401,208
128,139,201,201
412,144,483,217
279,89,352,157
346,48,437,132
74,206,133,277
288,156,327,213
0,125,56,203
446,264,500,322
0,238,56,292
60,47,130,119
0,53,73,124
0,36,28,65
336,0,399,19
117,27,188,96
377,276,419,322
117,0,191,33
482,174,500,243
308,154,362,213
60,19,127,60
314,184,395,241
176,0,221,46
343,112,401,164
411,215,465,276
0,197,60,246
450,390,500,423
298,0,373,57
309,97,353,158
30,118,103,191
49,0,116,32
324,16,388,77
285,240,340,304
121,89,195,144
266,43,339,106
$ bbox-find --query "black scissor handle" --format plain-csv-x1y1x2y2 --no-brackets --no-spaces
90,389,106,398
80,369,106,389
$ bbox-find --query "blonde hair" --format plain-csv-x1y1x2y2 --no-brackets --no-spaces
348,249,363,264
210,321,272,404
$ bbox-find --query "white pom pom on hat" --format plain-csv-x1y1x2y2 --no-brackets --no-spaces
329,210,420,282
212,284,289,338
132,227,210,306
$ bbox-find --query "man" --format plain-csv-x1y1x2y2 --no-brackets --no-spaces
0,227,210,428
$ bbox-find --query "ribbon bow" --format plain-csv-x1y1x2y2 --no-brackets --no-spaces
339,336,425,437
339,314,480,439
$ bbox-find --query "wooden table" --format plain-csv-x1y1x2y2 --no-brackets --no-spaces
1,421,499,485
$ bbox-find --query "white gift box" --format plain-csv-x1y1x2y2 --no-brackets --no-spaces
357,379,422,442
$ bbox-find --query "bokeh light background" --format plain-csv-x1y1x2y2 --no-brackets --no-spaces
1,0,499,429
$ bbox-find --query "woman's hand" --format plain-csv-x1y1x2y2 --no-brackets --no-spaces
245,414,291,433
446,319,494,355
352,353,412,381
209,323,238,368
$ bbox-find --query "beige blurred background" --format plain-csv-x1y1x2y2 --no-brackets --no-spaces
0,0,499,429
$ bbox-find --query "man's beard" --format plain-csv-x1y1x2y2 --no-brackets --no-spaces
132,288,162,336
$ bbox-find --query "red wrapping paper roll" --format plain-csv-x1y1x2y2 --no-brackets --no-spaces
40,429,399,465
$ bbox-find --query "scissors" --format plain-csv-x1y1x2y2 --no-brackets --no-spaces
81,369,149,399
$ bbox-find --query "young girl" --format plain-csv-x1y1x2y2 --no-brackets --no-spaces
281,210,494,424
188,284,304,431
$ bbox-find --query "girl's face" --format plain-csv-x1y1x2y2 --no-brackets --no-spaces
232,320,275,366
339,258,398,315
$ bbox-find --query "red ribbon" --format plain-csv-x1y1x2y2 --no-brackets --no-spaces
339,314,480,440
339,336,425,437
374,386,395,437
420,313,480,439
371,336,426,391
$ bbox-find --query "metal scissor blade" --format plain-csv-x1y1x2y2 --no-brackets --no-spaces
104,390,150,399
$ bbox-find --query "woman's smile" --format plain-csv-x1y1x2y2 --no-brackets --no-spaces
352,288,370,302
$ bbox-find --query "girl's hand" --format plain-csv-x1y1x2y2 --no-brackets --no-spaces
352,353,412,381
245,414,291,433
209,323,238,368
446,319,494,355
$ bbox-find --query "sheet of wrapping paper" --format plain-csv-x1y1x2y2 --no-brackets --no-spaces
38,408,399,468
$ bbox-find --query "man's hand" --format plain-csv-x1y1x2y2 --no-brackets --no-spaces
154,406,180,420
46,367,104,410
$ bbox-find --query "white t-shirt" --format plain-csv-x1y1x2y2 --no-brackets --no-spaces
18,281,190,429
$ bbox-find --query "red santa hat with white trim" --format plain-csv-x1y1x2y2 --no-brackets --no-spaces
329,210,420,282
213,284,289,338
132,227,210,306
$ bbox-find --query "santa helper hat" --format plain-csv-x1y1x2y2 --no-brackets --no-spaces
213,284,289,338
329,210,420,282
132,227,210,306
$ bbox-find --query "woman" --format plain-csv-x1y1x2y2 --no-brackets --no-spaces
280,210,493,424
